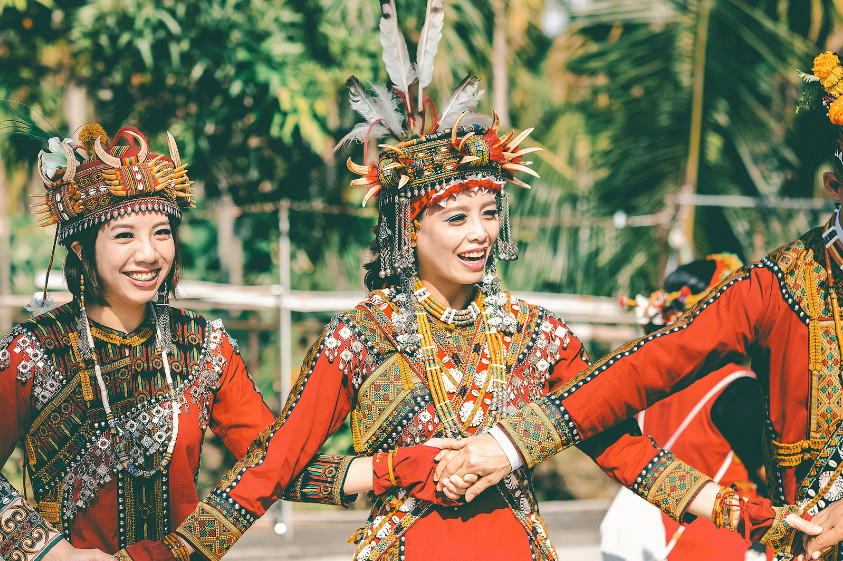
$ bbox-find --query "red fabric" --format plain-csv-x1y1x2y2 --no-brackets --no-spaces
560,265,812,505
403,492,531,561
640,364,756,494
739,497,778,542
619,364,770,561
372,445,458,507
0,326,275,554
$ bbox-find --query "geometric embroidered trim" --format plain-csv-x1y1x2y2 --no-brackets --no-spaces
175,493,252,561
630,450,711,524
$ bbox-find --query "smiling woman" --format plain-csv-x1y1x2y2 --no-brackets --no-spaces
139,4,720,560
0,124,365,561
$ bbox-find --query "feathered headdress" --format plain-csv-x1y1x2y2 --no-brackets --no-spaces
31,124,194,243
340,0,540,278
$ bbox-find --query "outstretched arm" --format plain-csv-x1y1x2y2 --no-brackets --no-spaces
438,265,774,490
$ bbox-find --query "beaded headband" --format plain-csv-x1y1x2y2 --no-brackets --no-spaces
32,124,195,244
342,0,539,277
621,253,742,326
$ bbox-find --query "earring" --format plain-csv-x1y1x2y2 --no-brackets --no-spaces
154,279,174,355
77,272,92,361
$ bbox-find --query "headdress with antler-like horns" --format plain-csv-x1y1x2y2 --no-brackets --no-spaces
339,0,540,280
32,124,195,244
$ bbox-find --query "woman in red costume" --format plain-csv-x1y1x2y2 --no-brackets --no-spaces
0,123,366,561
434,52,843,561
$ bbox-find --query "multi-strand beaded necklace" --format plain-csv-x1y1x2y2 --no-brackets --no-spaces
79,280,180,477
412,278,509,437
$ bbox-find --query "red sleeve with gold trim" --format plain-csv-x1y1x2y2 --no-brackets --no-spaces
0,329,63,561
205,330,275,458
547,317,710,522
209,324,360,508
499,264,772,470
175,317,364,561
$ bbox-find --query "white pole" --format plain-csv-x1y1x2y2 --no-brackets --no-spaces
275,199,293,539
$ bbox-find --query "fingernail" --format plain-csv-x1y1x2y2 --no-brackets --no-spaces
814,552,821,559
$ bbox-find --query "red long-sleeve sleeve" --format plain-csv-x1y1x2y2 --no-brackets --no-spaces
499,265,771,465
176,318,361,560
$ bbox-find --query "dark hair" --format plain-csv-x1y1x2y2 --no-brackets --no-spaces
663,259,716,295
63,214,182,306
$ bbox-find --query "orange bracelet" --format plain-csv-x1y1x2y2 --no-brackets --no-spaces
163,532,190,561
387,448,398,487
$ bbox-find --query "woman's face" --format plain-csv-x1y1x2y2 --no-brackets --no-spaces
414,189,500,294
84,211,175,310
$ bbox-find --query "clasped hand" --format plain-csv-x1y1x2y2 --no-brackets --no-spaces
432,433,511,502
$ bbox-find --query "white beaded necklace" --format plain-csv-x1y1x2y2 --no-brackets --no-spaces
81,300,180,477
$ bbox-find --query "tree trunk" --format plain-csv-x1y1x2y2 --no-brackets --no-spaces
216,193,243,285
492,0,510,129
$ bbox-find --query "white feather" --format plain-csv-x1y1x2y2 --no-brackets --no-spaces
370,83,406,137
416,0,445,90
379,0,416,96
27,293,57,316
334,122,390,153
438,75,483,128
348,82,384,125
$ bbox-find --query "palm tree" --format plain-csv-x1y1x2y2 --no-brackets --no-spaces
530,0,843,295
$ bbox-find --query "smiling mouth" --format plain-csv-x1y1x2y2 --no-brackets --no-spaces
458,250,486,262
124,270,160,282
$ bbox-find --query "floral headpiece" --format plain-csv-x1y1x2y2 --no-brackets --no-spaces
341,0,539,278
799,51,843,180
32,123,194,244
621,253,742,326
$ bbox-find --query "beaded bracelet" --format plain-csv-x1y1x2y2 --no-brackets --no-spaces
163,532,191,561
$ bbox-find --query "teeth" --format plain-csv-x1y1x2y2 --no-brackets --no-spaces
126,271,157,281
460,251,485,259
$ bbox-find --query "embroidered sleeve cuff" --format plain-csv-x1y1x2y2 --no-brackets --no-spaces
488,425,523,471
630,450,712,524
497,396,581,468
283,454,358,508
175,492,254,561
0,496,63,561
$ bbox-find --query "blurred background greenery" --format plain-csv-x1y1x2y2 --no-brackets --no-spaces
2,0,843,502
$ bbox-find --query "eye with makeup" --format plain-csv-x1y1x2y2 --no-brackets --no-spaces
483,208,499,219
155,227,172,238
444,213,467,224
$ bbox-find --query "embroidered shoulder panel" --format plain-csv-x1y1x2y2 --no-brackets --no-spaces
10,305,231,526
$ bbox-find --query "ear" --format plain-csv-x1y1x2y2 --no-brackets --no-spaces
70,241,83,261
824,172,843,202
